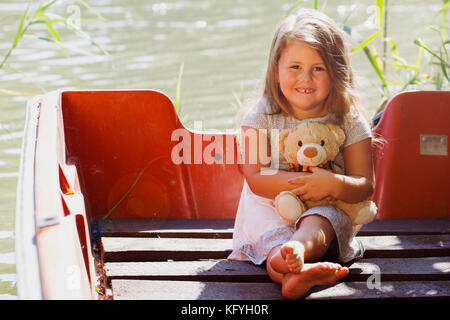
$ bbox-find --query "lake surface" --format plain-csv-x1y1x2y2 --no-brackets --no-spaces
0,0,444,298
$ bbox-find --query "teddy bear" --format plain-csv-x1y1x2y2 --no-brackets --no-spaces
274,121,377,226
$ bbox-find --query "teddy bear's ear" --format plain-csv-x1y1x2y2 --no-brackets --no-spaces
278,129,291,156
326,123,345,146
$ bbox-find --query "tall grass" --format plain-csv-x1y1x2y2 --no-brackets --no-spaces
350,0,448,112
286,0,449,115
413,0,450,90
175,62,184,115
0,0,107,96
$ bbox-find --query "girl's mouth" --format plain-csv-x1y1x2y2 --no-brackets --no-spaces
295,87,314,94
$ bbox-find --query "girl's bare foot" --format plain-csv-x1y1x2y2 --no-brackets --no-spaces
280,241,305,274
281,262,349,300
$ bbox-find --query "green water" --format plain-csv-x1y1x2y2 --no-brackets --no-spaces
0,0,445,299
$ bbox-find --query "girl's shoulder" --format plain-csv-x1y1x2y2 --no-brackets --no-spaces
241,97,281,129
250,97,278,115
340,106,372,148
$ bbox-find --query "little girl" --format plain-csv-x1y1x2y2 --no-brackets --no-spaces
228,8,374,299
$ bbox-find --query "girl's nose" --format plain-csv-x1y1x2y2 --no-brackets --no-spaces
298,70,312,82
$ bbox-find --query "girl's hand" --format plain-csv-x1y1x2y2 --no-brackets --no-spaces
287,166,338,201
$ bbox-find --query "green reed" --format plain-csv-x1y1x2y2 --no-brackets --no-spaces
287,0,449,115
413,0,449,90
351,0,449,114
0,0,107,95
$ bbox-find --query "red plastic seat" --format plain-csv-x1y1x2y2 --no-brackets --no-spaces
61,90,244,220
372,91,450,219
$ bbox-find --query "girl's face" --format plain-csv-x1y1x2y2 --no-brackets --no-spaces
277,41,331,119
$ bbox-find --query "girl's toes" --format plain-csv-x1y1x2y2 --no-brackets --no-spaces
291,266,302,273
336,267,349,279
280,243,295,258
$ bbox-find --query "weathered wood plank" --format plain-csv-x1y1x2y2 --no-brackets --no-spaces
111,279,450,300
347,256,450,281
101,237,232,262
305,281,450,300
101,234,450,262
97,219,234,238
98,217,450,238
360,234,450,258
104,257,450,284
359,217,450,235
104,260,269,284
111,279,282,300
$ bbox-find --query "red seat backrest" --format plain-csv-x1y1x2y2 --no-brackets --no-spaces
61,90,244,221
372,91,450,219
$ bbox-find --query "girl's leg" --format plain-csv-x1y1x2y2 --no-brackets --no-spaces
266,214,349,299
269,214,336,274
267,244,349,300
266,245,284,284
286,213,336,262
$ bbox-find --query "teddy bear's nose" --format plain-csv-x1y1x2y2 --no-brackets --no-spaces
303,146,318,158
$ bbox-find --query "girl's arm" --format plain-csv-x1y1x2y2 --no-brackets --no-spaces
287,138,374,203
241,126,309,200
334,137,374,203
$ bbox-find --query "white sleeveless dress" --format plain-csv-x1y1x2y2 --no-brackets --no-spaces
228,98,372,265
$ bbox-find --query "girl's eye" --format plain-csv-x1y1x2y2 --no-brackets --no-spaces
314,66,326,72
298,141,303,147
290,65,300,70
320,140,325,146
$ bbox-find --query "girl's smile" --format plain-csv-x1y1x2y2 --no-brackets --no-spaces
277,41,331,119
295,87,314,94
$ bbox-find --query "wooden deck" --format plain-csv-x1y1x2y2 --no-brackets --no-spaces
97,217,450,300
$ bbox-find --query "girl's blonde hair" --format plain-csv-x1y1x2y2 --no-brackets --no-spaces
264,8,359,125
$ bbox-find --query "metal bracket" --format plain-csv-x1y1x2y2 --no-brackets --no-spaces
420,134,448,156
37,215,61,229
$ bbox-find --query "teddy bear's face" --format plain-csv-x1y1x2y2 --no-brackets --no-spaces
279,122,345,167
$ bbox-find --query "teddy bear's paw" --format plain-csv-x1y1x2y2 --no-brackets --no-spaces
352,201,378,225
274,191,305,225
